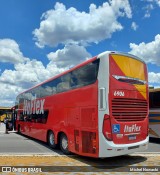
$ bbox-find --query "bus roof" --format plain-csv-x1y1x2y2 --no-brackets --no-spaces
98,51,145,64
0,107,11,110
17,50,145,97
149,88,160,92
18,55,98,96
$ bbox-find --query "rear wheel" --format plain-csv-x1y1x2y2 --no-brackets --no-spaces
60,133,70,155
48,131,57,149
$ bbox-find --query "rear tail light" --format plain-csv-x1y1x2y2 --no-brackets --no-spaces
103,114,112,141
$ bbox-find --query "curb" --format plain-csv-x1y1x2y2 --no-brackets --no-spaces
0,154,68,157
0,153,159,157
132,153,160,156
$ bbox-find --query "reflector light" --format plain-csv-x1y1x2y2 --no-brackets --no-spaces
107,149,113,150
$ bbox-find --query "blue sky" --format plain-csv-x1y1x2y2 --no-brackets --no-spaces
0,0,160,106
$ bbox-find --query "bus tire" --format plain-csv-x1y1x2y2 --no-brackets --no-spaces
48,131,57,149
60,133,71,155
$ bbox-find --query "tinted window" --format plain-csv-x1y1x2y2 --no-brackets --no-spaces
40,78,61,97
21,110,49,124
71,59,99,89
16,94,24,104
149,91,160,108
57,73,72,93
17,59,99,100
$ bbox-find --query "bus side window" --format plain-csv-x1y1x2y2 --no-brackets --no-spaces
52,87,57,94
20,113,24,121
37,110,48,124
57,75,71,93
42,110,49,124
42,86,53,97
71,60,99,89
40,79,58,97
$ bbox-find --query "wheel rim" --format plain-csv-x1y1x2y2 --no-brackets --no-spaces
49,132,54,146
62,136,68,150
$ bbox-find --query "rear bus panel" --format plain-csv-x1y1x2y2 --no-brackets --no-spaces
98,52,149,157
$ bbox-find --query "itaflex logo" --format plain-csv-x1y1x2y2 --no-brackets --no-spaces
112,124,120,133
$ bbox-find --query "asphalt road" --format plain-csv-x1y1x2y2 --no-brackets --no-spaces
0,123,160,174
0,123,159,155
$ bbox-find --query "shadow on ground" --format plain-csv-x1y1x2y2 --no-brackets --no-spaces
16,133,147,172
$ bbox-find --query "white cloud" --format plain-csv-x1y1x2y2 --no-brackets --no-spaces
144,3,154,18
148,72,160,83
143,0,160,18
145,0,160,6
0,39,28,64
0,58,61,106
0,42,92,106
33,0,132,48
156,0,160,6
129,34,160,65
0,59,53,89
131,22,138,31
47,44,91,68
0,83,23,107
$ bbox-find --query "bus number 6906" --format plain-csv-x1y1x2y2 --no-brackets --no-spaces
114,91,125,97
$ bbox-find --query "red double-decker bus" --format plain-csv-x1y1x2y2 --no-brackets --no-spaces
15,51,149,158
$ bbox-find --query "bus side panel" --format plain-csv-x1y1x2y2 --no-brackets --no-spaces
48,82,99,157
149,109,160,138
149,90,160,139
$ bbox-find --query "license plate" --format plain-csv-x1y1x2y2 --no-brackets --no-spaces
128,135,136,140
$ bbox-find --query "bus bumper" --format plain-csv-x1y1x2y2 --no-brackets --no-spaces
99,135,149,158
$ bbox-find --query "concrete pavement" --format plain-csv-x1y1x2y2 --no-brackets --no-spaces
0,123,160,174
0,122,16,133
0,122,5,133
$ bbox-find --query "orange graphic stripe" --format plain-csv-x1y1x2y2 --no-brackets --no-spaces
111,54,147,99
